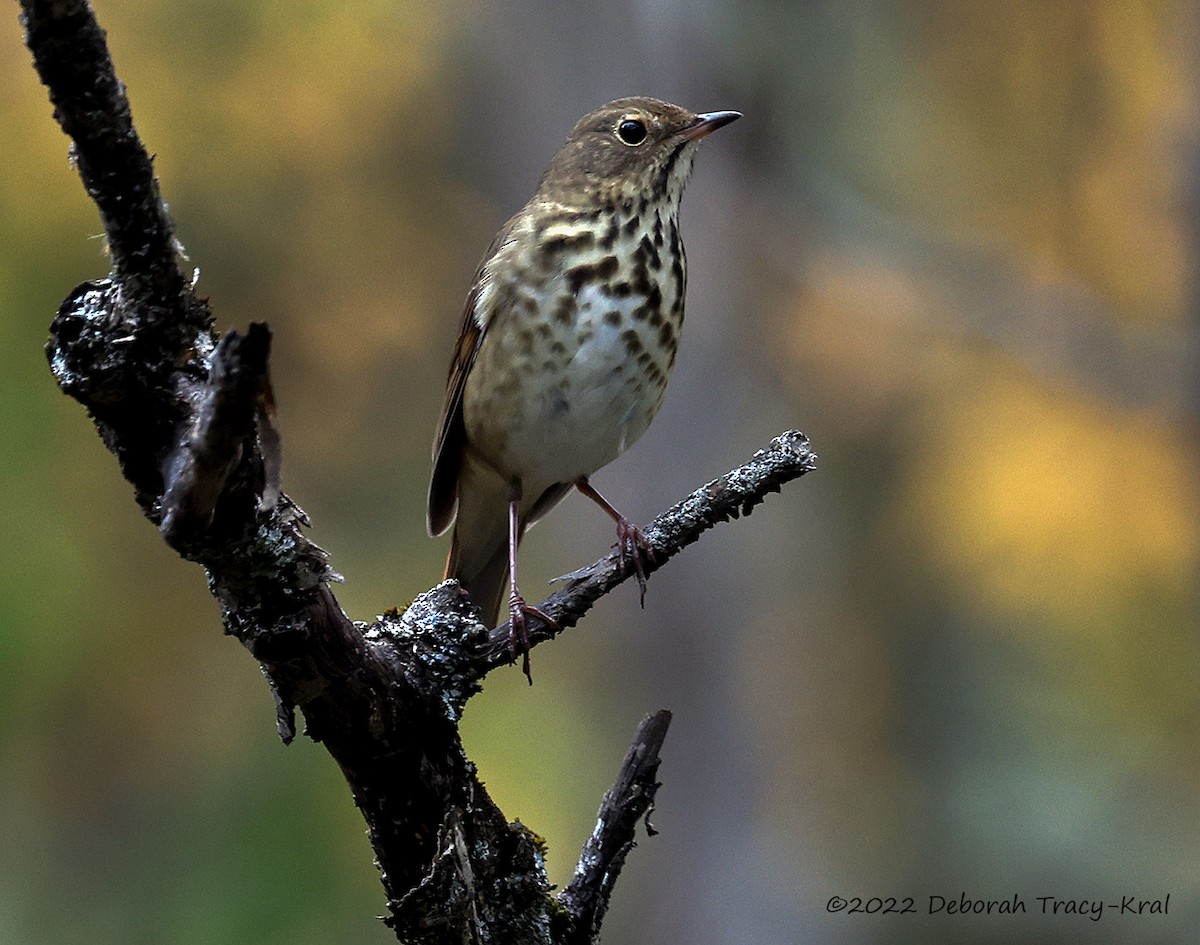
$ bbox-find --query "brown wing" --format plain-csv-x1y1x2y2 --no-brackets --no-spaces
427,283,482,537
426,218,518,537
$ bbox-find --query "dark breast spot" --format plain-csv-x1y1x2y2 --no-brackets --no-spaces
632,284,663,322
669,222,685,300
599,220,618,250
542,230,596,256
515,328,534,356
637,234,662,271
566,255,619,293
553,294,578,324
621,328,644,356
631,258,653,296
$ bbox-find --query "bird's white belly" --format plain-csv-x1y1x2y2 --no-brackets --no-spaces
462,279,671,494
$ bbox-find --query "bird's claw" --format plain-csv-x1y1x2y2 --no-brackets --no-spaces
508,591,559,684
614,518,655,607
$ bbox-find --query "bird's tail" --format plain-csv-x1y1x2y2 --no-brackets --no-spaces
445,522,510,629
443,458,514,628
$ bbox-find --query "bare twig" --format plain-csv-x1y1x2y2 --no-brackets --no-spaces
559,710,673,944
476,430,816,675
160,324,274,545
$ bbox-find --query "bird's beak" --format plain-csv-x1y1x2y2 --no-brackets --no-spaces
679,110,741,141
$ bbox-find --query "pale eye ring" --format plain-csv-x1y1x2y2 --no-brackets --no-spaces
616,118,648,146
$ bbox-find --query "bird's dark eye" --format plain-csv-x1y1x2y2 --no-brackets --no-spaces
616,118,647,146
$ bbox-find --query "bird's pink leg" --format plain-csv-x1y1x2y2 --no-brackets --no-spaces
506,490,557,684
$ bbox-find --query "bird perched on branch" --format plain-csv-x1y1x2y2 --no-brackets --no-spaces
428,96,740,678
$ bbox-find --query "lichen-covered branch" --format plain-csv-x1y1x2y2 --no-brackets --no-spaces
560,711,673,944
20,2,815,942
20,0,203,340
159,324,276,544
475,430,816,675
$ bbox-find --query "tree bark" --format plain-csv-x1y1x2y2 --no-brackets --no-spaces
19,2,816,941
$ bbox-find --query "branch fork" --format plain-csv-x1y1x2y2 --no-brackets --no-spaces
21,1,816,941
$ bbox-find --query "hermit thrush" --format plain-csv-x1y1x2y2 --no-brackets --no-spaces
427,97,739,676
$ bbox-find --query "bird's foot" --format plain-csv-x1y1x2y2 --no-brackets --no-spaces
614,517,656,607
508,591,559,685
573,477,657,606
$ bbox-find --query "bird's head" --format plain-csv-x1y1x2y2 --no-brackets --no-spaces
535,97,740,209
